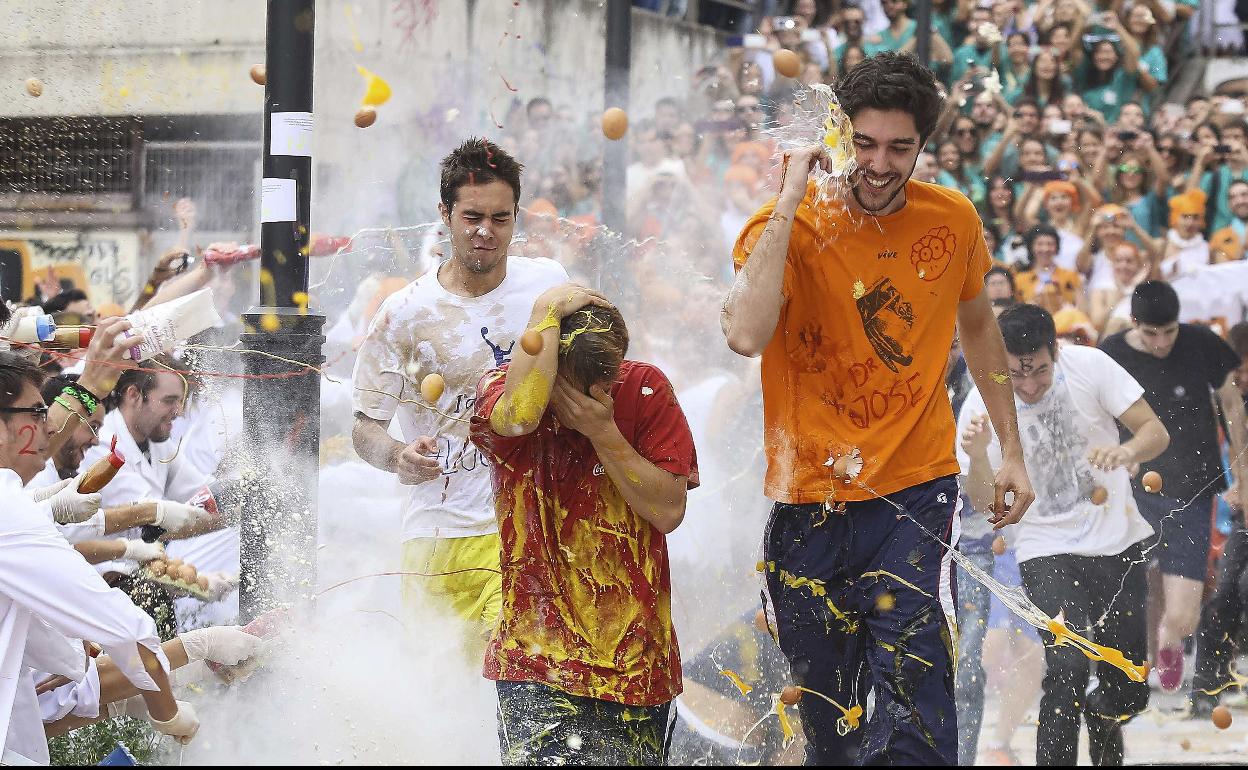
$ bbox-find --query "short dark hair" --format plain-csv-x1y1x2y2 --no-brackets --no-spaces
986,265,1016,292
1195,121,1222,141
1024,224,1061,261
1225,119,1248,137
833,52,943,144
0,302,10,329
1131,280,1180,326
1228,321,1248,358
1040,22,1073,43
439,137,524,213
0,351,47,411
40,373,79,406
1229,179,1248,195
42,288,89,316
997,303,1057,357
526,97,552,116
105,355,177,411
1013,96,1041,114
559,305,629,391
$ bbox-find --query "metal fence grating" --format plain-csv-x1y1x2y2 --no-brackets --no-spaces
0,117,140,195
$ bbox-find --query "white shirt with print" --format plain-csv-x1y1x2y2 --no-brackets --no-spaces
956,344,1155,563
352,256,568,542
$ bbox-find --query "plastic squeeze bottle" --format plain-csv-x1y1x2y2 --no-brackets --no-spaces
78,436,125,493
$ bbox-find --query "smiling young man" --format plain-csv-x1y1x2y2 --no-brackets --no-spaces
1100,281,1248,691
722,52,1034,765
959,304,1169,766
352,138,568,635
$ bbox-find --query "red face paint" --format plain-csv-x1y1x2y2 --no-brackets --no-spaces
17,425,38,456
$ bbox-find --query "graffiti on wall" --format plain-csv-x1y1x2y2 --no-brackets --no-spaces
0,231,140,307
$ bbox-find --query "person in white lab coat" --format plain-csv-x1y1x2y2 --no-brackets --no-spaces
40,624,264,740
27,374,208,571
82,363,238,633
0,352,199,764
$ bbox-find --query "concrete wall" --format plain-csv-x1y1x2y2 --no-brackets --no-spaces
0,0,723,119
1,0,725,302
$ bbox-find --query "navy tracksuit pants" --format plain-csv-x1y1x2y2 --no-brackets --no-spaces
760,475,959,765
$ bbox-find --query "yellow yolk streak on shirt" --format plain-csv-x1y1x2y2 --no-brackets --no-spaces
490,367,552,435
493,479,673,702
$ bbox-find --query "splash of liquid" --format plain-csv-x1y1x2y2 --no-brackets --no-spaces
859,479,1149,683
1046,618,1148,683
357,65,392,107
763,84,858,200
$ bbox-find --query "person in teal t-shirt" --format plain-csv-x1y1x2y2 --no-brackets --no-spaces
948,10,998,83
936,140,988,210
953,37,993,84
1073,40,1140,124
1020,50,1071,110
931,0,962,51
1125,4,1168,114
999,32,1032,103
864,0,917,55
830,3,867,75
1198,163,1248,233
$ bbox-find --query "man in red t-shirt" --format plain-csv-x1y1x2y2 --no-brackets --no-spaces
470,284,698,766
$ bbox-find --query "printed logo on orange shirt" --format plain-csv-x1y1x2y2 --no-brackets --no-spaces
910,225,957,281
856,277,915,373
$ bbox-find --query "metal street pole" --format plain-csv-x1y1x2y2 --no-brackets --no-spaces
914,0,932,65
239,0,325,622
602,0,631,239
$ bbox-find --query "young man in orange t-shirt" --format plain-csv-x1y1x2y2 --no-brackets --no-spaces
722,52,1034,765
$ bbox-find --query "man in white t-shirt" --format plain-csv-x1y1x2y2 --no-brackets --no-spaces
352,138,568,633
957,304,1170,767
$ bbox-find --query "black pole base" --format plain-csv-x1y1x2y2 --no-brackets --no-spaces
238,308,325,623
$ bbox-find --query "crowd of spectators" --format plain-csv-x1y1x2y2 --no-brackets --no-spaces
503,0,1248,348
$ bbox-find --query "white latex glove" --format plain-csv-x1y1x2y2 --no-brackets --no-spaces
48,483,102,525
212,637,280,685
121,539,165,564
180,625,263,666
153,500,209,536
200,571,240,602
148,700,200,745
29,476,73,503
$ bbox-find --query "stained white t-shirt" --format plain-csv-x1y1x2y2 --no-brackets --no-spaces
352,256,568,541
956,344,1154,563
